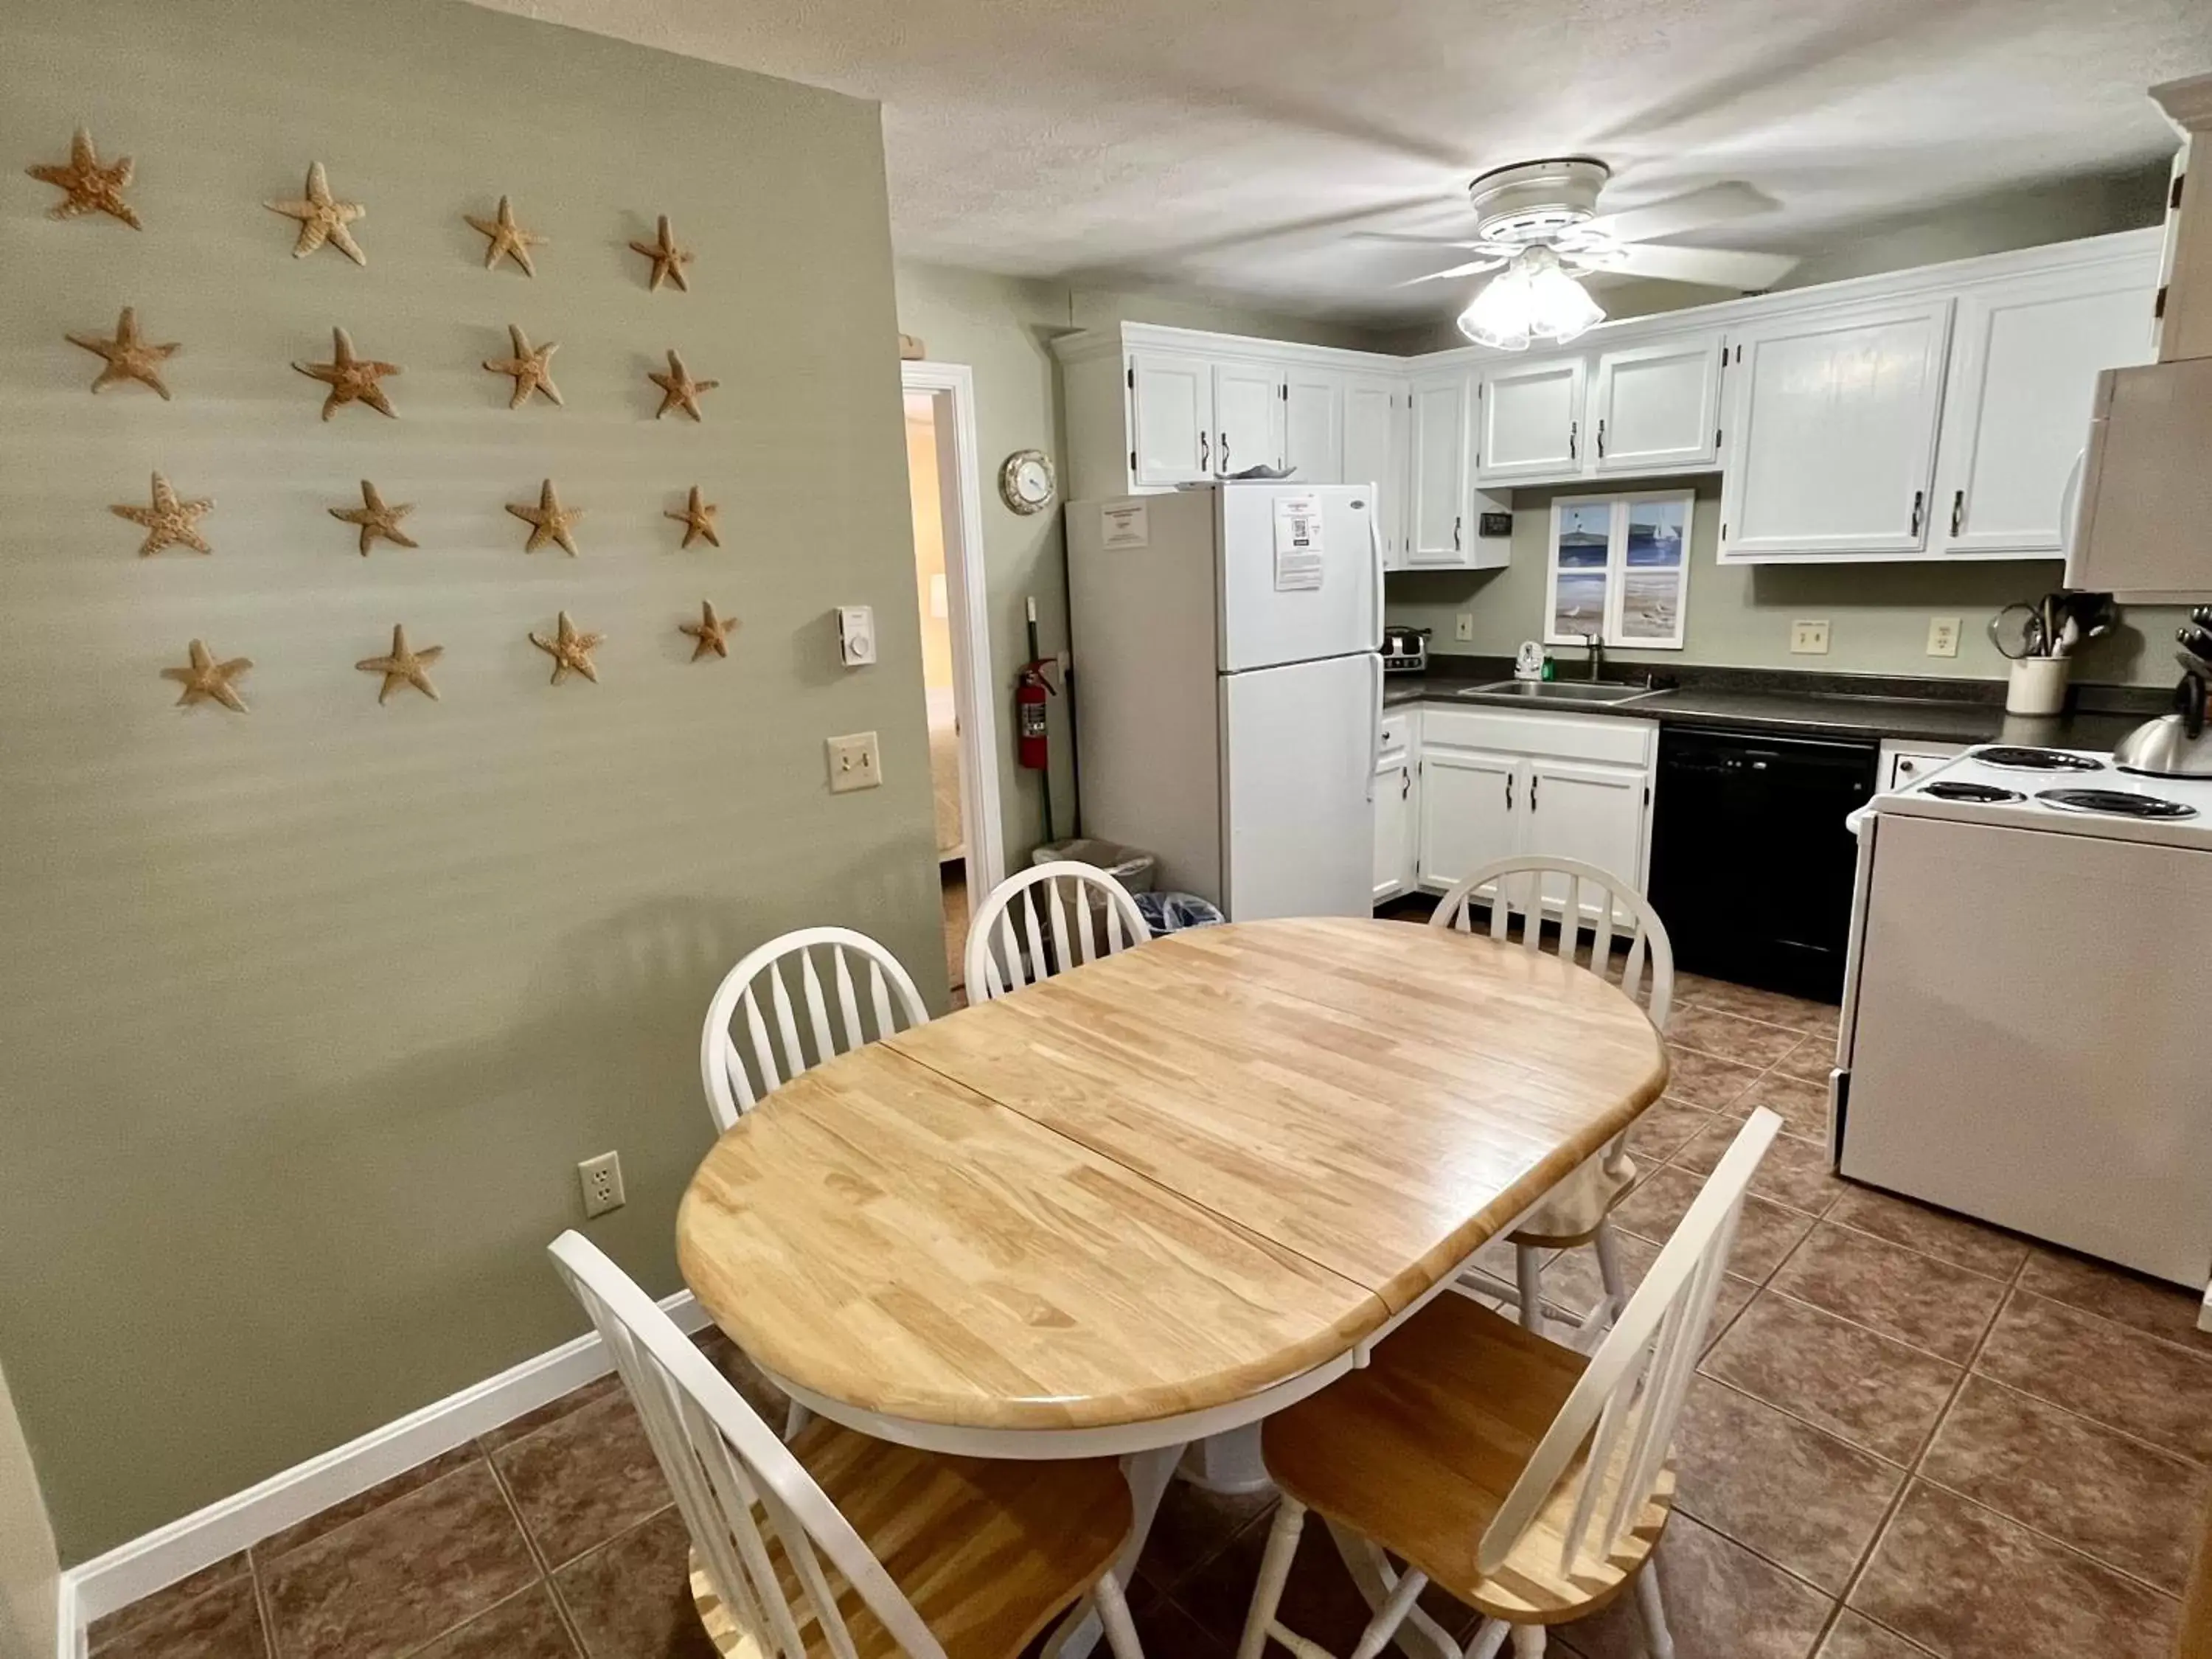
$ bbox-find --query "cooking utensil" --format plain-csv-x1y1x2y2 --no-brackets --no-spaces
2179,624,2212,661
1989,604,2046,660
2180,646,2212,683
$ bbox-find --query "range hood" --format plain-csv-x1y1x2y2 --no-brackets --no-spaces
2067,72,2212,601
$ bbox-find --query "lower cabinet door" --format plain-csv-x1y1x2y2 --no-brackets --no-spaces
1416,748,1521,890
1372,759,1413,901
1522,758,1647,917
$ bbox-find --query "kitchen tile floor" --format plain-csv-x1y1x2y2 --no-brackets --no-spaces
91,970,2211,1659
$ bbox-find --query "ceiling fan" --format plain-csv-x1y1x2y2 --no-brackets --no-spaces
1372,159,1800,348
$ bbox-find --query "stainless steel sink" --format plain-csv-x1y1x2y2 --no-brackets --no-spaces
1459,679,1666,705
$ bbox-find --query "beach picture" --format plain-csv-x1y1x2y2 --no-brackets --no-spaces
1547,492,1692,650
1619,497,1688,643
1550,501,1611,639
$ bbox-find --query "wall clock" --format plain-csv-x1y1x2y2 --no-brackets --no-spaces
998,449,1057,515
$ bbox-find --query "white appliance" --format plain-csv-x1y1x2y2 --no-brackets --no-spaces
1835,744,2212,1304
1065,484,1382,919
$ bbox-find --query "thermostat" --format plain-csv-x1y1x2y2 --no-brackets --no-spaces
838,605,876,667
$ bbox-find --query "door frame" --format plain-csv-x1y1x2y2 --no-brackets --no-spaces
902,361,1007,897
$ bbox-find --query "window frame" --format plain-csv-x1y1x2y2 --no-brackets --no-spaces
1543,488,1694,652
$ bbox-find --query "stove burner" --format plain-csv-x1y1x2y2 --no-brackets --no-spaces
1972,746,2104,772
1921,780,2024,804
2035,787,2198,820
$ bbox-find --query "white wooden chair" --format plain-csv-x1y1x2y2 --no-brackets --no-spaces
1430,855,1674,1347
701,928,930,1133
1236,1110,1781,1659
964,861,1151,1002
548,1231,1150,1659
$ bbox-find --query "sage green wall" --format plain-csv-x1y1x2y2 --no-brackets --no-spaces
892,262,1396,860
1,0,936,1560
0,1364,55,1659
1386,479,2187,684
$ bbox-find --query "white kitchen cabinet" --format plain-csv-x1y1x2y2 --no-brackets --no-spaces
1372,709,1419,901
1408,373,1472,565
1212,361,1284,477
1414,708,1657,900
1284,369,1343,484
1343,377,1410,568
1416,746,1521,889
1590,336,1723,476
1130,352,1214,486
1718,299,1953,560
1931,268,2156,556
1476,357,1587,484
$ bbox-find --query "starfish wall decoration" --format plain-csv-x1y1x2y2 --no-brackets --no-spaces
665,485,720,548
355,625,442,703
66,307,178,398
483,324,562,408
464,195,544,276
330,480,417,556
506,479,583,555
679,600,736,661
112,473,214,556
266,161,366,264
293,327,400,420
27,128,140,228
628,215,692,291
648,350,717,421
529,612,603,685
162,640,251,712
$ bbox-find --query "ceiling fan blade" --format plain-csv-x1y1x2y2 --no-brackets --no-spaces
1579,181,1774,246
1397,257,1508,287
1599,243,1799,290
1350,232,1494,249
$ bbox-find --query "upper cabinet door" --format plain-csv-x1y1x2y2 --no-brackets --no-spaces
1130,352,1214,486
1408,374,1473,566
1284,369,1344,484
1475,358,1587,484
1343,378,1410,568
1212,361,1284,477
1718,299,1954,560
1590,336,1723,475
1932,268,2157,557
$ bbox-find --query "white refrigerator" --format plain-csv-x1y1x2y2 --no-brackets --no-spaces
1065,484,1382,919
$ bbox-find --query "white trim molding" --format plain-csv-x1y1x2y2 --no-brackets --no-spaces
57,1290,707,1655
901,360,1008,897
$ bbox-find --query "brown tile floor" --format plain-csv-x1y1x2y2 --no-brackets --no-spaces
92,968,2212,1659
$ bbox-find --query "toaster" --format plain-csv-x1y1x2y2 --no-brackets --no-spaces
1382,625,1430,674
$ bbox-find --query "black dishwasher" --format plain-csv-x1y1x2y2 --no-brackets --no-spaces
1646,726,1879,1002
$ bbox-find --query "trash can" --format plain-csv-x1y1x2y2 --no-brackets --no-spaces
1030,838,1157,896
1136,891,1225,934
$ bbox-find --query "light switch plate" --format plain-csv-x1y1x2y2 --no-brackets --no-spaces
1791,619,1832,655
1927,616,1962,658
837,605,876,667
827,731,882,793
1455,612,1475,642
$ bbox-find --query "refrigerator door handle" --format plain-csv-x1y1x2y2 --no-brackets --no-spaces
1369,512,1385,650
1366,650,1383,804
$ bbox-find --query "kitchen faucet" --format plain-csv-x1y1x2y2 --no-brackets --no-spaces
1581,631,1604,683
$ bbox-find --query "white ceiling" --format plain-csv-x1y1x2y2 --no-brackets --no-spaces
474,0,2205,324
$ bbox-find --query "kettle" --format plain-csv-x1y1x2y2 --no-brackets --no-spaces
2115,664,2212,778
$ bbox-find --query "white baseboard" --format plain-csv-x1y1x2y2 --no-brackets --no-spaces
59,1290,706,1649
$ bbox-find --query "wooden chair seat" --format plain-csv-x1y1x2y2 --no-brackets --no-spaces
693,1419,1134,1659
1506,1153,1638,1251
1262,1293,1672,1626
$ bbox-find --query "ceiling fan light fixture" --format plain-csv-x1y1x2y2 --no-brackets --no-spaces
1456,246,1604,350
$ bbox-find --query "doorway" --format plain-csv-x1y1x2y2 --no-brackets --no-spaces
900,362,1003,1002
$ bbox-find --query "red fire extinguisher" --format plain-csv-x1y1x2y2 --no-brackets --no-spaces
1015,656,1057,771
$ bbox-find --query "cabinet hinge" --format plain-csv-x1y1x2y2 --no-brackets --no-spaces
1714,427,1722,448
1281,384,1289,401
2154,286,2168,321
1644,785,1651,807
2174,172,2188,212
1721,521,1728,540
1130,449,1138,470
1126,366,1135,390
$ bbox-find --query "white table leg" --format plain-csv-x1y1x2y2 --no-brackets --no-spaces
1041,1442,1186,1659
1179,1425,1276,1495
1329,1518,1461,1659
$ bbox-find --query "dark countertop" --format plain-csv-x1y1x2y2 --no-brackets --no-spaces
1383,658,2162,751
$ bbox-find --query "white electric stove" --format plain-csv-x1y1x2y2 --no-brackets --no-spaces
1835,745,2212,1314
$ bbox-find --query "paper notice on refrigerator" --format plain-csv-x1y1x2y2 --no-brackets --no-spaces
1273,495,1324,591
1099,502,1150,549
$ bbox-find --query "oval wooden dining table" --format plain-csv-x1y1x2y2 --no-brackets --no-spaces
678,915,1666,1659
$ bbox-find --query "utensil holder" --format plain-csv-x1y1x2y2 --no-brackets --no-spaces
2006,656,2068,717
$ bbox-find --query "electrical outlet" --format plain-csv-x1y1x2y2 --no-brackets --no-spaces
1455,612,1475,642
578,1151,625,1219
826,731,881,793
1790,619,1831,655
1927,616,1962,658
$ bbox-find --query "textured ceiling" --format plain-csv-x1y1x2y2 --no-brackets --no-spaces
473,0,2206,324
